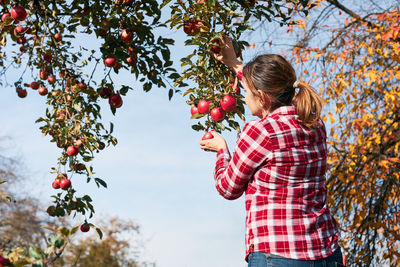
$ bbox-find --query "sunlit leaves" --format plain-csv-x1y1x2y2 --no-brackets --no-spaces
291,3,400,265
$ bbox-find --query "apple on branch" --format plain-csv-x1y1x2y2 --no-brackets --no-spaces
67,145,80,156
197,99,211,114
11,6,27,21
109,93,123,108
210,107,225,122
17,87,27,98
220,95,237,112
59,178,71,190
54,33,62,42
190,105,199,115
2,13,10,22
38,86,48,96
80,223,90,232
105,56,117,68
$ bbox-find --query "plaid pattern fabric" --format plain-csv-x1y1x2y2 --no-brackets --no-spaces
214,105,339,261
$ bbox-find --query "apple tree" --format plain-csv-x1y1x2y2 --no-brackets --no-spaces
0,0,185,229
0,0,315,265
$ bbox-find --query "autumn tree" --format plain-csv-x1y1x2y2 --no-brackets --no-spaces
53,217,154,267
250,0,400,265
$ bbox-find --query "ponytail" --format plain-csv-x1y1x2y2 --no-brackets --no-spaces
293,81,324,129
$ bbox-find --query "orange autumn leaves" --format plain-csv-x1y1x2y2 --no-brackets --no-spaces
289,3,400,266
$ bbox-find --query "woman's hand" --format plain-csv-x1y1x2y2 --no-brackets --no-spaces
211,35,243,72
199,131,228,152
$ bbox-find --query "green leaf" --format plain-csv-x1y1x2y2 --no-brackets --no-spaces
96,227,103,240
119,86,130,96
110,122,114,134
70,225,80,236
94,178,108,188
54,237,64,248
32,260,43,267
191,113,206,119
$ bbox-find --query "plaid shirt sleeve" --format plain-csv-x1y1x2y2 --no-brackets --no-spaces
214,120,269,200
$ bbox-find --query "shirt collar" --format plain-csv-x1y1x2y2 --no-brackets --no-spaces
267,105,297,117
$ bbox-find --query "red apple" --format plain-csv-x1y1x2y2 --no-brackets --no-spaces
80,223,90,232
16,37,26,44
73,163,85,171
197,99,211,114
183,20,204,36
24,26,32,34
202,132,214,140
67,145,79,156
183,23,192,35
52,179,60,189
121,29,133,43
30,81,40,89
2,13,10,22
231,83,241,94
11,6,27,21
38,86,48,96
19,46,26,52
210,38,222,53
54,33,62,42
75,138,85,147
47,76,56,84
57,173,68,179
190,106,199,115
104,56,117,67
109,93,123,108
99,87,111,98
210,107,225,121
98,142,105,150
59,178,71,189
17,88,27,98
39,71,48,80
44,53,52,61
51,90,60,97
126,56,136,65
13,26,24,37
220,95,237,112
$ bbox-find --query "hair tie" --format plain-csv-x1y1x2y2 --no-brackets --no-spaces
293,81,300,88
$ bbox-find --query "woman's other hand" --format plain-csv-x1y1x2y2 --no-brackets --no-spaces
199,130,228,152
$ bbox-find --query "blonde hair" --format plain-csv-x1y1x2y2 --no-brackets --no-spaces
243,54,323,129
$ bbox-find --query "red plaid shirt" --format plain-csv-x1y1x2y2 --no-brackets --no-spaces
214,105,339,261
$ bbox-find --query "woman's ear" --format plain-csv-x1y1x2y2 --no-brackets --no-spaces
258,90,270,108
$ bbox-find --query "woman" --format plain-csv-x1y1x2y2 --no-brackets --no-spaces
199,36,344,267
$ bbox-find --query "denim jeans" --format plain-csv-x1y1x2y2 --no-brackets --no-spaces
247,247,345,267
